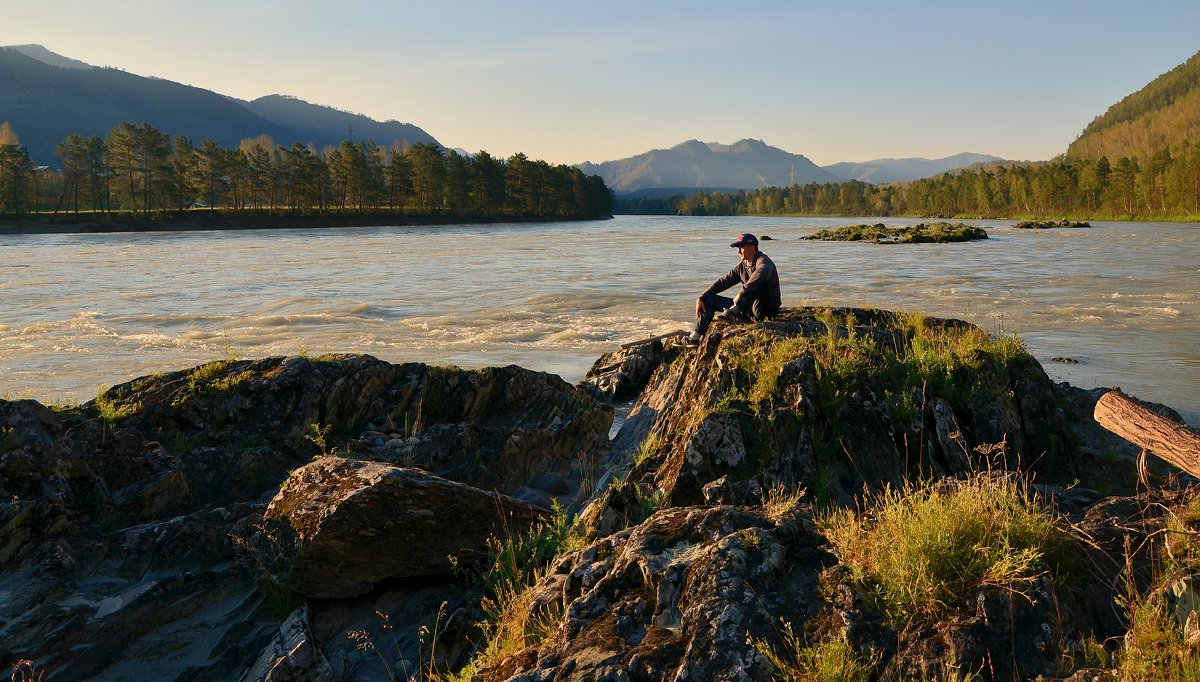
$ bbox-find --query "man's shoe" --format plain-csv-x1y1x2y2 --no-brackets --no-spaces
682,331,702,346
716,307,746,321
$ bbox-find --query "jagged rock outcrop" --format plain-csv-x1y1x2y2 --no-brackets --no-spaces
0,355,610,679
241,606,334,682
581,308,1079,524
481,503,829,681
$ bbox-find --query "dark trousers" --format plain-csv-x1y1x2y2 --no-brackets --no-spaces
693,291,776,335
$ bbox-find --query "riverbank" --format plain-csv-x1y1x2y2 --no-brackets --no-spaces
0,209,613,235
3,309,1195,679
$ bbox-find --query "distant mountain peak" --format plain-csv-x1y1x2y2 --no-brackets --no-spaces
576,138,839,194
667,138,772,155
2,44,93,70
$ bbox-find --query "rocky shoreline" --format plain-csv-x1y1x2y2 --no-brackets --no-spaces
2,307,1196,680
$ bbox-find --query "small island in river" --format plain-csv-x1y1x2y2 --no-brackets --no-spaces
1013,219,1092,229
804,221,988,243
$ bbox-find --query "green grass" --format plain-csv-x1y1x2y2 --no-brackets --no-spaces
633,433,663,466
466,502,582,672
817,473,1073,628
720,309,1027,421
94,388,141,428
258,577,303,621
750,621,880,682
1114,489,1200,680
1119,599,1200,681
762,483,807,522
211,369,254,392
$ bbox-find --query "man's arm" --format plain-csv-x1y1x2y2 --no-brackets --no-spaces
699,267,742,301
738,256,776,297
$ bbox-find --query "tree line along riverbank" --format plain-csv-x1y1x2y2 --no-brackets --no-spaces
616,145,1200,221
0,121,614,223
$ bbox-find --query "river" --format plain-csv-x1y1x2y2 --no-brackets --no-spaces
1,215,1196,426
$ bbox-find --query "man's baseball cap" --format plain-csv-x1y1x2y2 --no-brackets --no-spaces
730,233,758,247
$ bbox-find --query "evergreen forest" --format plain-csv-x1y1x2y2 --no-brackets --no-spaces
617,145,1200,220
0,121,613,221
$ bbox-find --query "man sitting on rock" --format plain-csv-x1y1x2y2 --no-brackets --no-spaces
685,232,781,346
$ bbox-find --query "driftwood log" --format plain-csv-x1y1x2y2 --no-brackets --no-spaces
619,330,688,349
1094,390,1200,478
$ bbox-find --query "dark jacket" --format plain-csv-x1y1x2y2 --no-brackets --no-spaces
700,251,781,311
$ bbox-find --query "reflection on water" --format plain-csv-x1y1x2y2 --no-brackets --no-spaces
1,216,1197,425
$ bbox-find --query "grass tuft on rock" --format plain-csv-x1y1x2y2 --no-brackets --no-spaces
1115,489,1200,680
722,308,1028,421
469,502,582,673
817,473,1074,628
750,621,880,682
93,388,141,428
1119,599,1200,681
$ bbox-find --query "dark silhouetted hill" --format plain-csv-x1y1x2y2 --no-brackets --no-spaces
242,95,437,151
0,45,439,164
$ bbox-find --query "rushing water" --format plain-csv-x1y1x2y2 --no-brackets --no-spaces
1,215,1197,425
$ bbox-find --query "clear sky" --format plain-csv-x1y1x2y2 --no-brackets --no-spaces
3,1,1198,166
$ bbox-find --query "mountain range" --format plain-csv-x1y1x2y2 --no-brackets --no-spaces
575,139,841,194
580,144,1007,195
6,43,1189,193
822,152,1003,184
0,45,438,165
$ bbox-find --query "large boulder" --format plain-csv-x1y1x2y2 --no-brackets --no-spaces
262,457,545,599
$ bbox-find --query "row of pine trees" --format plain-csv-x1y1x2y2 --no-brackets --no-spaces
0,122,613,220
619,144,1200,220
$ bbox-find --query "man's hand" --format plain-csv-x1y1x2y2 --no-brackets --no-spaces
695,298,706,317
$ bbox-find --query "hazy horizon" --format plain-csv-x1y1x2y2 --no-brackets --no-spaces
3,1,1199,167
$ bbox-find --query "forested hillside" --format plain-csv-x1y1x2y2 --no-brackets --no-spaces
1067,49,1200,162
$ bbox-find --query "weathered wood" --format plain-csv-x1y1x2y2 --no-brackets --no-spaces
619,330,688,349
1094,390,1200,478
